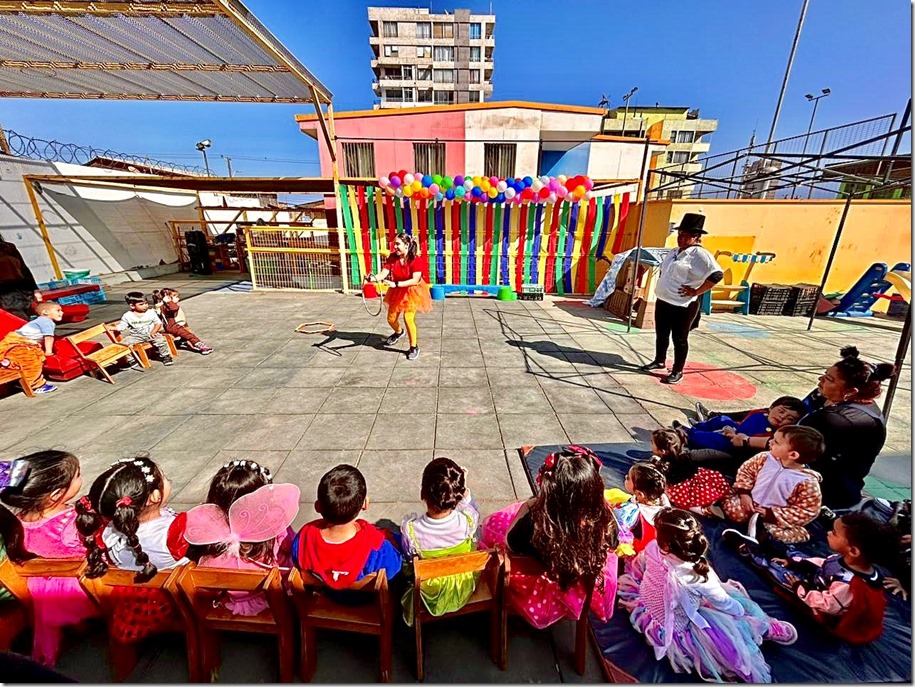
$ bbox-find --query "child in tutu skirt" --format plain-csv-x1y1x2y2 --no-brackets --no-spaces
480,445,619,629
368,232,432,361
618,508,797,683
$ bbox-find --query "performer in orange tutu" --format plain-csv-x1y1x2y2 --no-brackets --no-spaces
368,233,432,361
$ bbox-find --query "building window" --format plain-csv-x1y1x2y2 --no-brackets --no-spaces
416,45,431,59
469,22,481,39
434,91,455,104
414,143,446,175
473,91,483,102
433,46,455,61
416,22,431,38
433,69,454,83
666,151,692,164
484,143,516,178
470,46,481,62
383,45,399,57
342,142,375,177
677,131,695,143
433,22,454,38
416,67,432,81
382,21,398,38
469,69,481,84
417,88,433,103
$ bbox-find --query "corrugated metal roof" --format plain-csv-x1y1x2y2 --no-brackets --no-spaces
0,0,332,103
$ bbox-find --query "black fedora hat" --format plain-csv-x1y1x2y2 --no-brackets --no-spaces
674,213,707,235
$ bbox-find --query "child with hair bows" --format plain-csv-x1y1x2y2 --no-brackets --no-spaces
480,446,619,629
0,451,98,665
75,456,188,644
618,508,797,683
183,460,299,616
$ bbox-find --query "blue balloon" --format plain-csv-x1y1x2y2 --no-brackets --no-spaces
445,189,455,200
496,192,505,203
422,174,433,187
435,192,444,202
454,185,466,198
522,176,533,188
471,186,483,197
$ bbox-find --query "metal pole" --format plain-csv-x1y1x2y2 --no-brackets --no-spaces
626,138,653,333
765,0,810,153
806,191,855,331
225,156,234,177
792,96,820,198
807,127,830,199
882,307,910,421
201,148,211,176
622,102,629,138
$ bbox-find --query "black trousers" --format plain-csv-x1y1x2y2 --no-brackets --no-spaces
653,298,701,373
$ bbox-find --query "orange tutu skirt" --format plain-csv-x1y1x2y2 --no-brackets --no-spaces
384,280,432,314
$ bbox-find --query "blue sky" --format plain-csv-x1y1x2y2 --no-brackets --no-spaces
1,0,910,178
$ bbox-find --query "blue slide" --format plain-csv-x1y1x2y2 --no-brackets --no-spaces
828,262,911,318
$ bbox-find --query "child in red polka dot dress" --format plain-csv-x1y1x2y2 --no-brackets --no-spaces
651,428,730,518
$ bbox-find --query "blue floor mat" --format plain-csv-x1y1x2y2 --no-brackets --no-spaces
519,443,912,683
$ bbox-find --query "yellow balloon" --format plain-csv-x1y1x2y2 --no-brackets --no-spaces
487,187,498,198
472,176,482,186
481,180,491,192
404,185,414,197
411,180,422,192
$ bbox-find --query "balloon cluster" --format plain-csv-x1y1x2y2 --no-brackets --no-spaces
378,171,595,204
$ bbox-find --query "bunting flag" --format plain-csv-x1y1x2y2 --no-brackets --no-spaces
342,186,630,292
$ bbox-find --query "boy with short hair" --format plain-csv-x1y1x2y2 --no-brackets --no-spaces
679,396,807,454
0,301,63,394
720,425,825,544
291,464,402,588
116,292,173,367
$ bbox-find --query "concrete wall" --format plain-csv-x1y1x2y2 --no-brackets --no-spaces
618,198,912,293
464,107,540,175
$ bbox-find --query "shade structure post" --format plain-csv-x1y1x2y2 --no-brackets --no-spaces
806,191,854,331
626,138,653,333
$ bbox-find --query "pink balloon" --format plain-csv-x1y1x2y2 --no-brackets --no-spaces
584,178,594,191
489,176,499,187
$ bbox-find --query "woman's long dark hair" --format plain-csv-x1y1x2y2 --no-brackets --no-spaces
75,456,165,583
395,232,418,262
530,447,617,591
654,508,711,580
0,451,80,564
834,346,895,401
187,461,276,565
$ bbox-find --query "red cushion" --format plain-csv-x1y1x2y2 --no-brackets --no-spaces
0,307,101,382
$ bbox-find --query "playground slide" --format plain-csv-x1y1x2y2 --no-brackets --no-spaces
828,262,911,318
884,270,912,303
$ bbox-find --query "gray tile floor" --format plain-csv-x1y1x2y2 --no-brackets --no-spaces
2,279,910,681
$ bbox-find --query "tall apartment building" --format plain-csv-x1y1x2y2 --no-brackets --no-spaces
602,106,717,198
368,7,494,109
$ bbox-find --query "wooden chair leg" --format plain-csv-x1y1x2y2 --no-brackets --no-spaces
380,629,393,683
489,605,504,669
0,604,27,651
574,616,588,676
166,335,179,358
96,363,117,384
277,627,294,683
200,630,221,683
133,346,151,368
110,639,139,682
414,616,424,682
19,378,35,398
298,622,317,683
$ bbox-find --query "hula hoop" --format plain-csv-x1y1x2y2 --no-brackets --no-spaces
295,321,336,335
362,278,388,317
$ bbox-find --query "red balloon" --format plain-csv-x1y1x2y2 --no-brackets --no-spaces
389,171,397,182
398,170,408,181
565,178,576,190
538,187,550,199
521,188,534,200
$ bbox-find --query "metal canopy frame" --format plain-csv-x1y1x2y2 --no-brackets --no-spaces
0,0,332,103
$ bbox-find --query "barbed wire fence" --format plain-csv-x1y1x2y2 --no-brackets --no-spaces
0,127,206,176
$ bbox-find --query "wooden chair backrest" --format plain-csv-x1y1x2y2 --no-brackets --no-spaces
413,548,502,596
288,566,389,633
65,323,110,346
0,557,87,607
80,565,182,616
504,553,596,613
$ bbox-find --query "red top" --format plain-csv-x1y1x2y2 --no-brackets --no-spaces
385,254,423,283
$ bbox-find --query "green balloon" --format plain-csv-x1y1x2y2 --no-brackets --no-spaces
442,176,453,189
432,174,443,185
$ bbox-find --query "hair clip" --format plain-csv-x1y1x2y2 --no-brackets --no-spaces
0,459,29,490
144,473,154,484
116,496,132,508
78,495,95,513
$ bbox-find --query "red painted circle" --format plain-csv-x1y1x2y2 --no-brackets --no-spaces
650,360,758,401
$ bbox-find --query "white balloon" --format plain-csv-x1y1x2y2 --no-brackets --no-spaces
464,180,474,191
379,176,390,188
557,174,568,184
395,187,404,197
403,173,415,185
531,179,543,192
497,181,507,193
584,190,593,200
504,187,516,199
548,192,557,204
539,175,551,185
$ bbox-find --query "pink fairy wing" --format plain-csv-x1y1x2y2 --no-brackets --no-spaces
227,483,301,544
184,504,233,545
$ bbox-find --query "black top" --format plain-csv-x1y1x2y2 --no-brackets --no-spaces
800,401,887,509
506,510,538,558
0,239,38,294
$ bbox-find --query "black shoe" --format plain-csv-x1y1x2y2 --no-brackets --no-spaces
385,330,405,346
694,401,712,422
672,420,684,430
722,528,759,551
406,346,419,361
662,371,683,385
639,360,666,372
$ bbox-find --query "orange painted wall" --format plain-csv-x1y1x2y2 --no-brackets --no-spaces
617,199,911,293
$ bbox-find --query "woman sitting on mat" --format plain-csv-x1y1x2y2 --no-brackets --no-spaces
367,232,432,361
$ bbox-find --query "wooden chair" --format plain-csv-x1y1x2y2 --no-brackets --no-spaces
0,557,88,652
288,567,393,683
503,553,596,676
0,364,35,398
411,548,506,681
104,323,178,368
701,250,776,315
79,566,197,682
174,563,294,683
64,324,142,383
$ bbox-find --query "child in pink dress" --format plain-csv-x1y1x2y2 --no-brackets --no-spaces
183,460,299,616
75,456,188,644
0,451,98,665
480,445,619,629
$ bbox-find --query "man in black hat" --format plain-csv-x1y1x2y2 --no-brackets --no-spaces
639,213,723,384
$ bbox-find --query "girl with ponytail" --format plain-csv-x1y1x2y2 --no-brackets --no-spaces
619,507,797,682
367,232,432,361
0,451,97,665
799,345,895,508
76,456,188,644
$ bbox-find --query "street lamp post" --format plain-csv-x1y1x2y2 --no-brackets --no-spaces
195,139,212,176
798,88,830,198
621,86,638,138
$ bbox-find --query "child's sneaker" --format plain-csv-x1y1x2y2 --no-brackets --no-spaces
384,330,405,346
33,383,57,394
162,357,175,366
406,346,420,361
194,342,214,355
765,619,798,645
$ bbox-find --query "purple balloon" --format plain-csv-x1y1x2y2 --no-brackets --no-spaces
454,175,465,187
390,176,402,188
